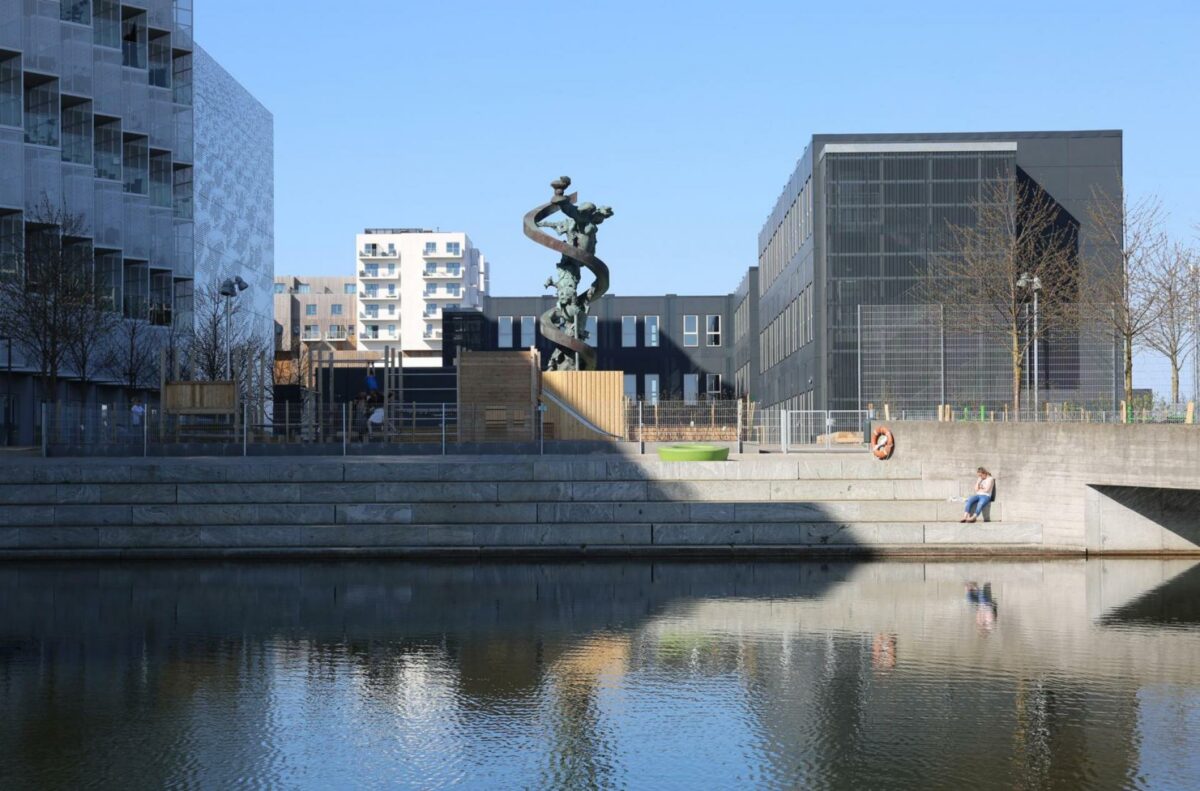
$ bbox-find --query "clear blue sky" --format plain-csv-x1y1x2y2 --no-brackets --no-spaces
199,0,1200,396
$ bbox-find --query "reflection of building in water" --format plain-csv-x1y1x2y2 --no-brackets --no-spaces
1,560,1198,788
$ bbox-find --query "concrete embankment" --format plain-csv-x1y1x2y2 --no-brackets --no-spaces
889,422,1200,553
0,453,1051,559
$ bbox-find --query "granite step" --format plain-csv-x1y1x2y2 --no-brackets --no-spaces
0,521,1042,551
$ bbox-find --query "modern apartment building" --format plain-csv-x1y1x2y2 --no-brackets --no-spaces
755,131,1123,412
445,293,734,403
0,1,272,444
273,275,358,353
354,229,487,367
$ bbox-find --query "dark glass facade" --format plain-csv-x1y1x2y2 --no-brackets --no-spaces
824,150,1015,410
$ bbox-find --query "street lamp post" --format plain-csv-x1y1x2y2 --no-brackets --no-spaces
1018,273,1043,418
219,276,250,380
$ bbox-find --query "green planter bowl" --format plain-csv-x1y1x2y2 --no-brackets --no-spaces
657,444,730,462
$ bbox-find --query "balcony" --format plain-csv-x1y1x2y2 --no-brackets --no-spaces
423,330,443,340
423,310,443,320
440,291,464,301
301,332,322,341
359,290,397,300
422,267,463,278
421,246,462,259
326,331,347,341
359,247,398,259
358,268,394,278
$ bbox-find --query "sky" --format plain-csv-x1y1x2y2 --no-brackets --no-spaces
198,0,1200,397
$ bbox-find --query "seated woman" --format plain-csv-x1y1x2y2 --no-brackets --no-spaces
961,467,995,523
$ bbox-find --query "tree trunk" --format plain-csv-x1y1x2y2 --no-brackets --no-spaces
1011,327,1023,420
1170,354,1180,404
1124,334,1134,413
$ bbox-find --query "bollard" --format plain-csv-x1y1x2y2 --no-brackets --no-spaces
41,402,48,458
144,410,149,458
342,403,348,456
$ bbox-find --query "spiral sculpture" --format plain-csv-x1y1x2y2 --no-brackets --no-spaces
522,176,612,371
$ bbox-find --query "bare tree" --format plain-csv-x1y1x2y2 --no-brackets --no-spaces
65,292,121,396
0,199,107,405
927,177,1078,416
189,279,270,397
1142,242,1197,404
1080,187,1165,410
105,318,161,393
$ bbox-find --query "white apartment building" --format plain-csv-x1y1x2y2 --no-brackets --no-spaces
354,228,487,366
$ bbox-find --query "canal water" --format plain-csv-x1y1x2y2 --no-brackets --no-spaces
2,559,1199,790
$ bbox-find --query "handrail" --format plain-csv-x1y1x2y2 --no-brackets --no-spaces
540,389,624,440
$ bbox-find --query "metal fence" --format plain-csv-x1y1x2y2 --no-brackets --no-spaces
39,400,876,456
859,304,1121,415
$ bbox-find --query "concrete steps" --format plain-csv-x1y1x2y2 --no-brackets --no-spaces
0,455,1038,555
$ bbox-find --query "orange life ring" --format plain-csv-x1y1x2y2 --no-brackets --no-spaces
871,426,895,460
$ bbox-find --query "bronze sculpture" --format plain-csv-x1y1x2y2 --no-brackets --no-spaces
522,176,612,370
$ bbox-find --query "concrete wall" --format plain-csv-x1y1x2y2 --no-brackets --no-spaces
890,422,1200,551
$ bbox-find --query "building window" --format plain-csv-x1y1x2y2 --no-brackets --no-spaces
364,264,378,277
121,7,148,69
122,134,148,194
387,303,395,315
706,314,722,347
343,283,356,294
424,283,436,296
364,324,378,339
149,32,171,88
305,304,317,316
61,97,93,165
150,151,172,207
0,52,22,128
645,315,659,347
706,374,721,397
424,241,437,255
273,283,285,294
447,241,461,256
498,316,513,348
172,164,192,218
520,316,536,347
0,211,23,279
94,0,120,48
621,315,637,347
683,314,699,347
425,322,434,338
172,52,192,105
644,374,659,406
149,270,172,325
586,316,598,346
387,284,396,296
684,374,699,405
387,324,396,335
328,324,343,339
61,0,91,24
94,249,121,312
365,305,378,318
446,283,461,296
331,303,343,316
23,74,59,147
303,324,319,340
296,283,310,294
93,117,121,180
623,374,637,401
447,262,461,276
122,259,148,319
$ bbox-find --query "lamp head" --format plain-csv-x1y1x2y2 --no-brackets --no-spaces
219,278,237,297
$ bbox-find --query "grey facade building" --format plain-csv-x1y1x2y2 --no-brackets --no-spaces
756,131,1123,412
0,1,272,444
446,293,735,403
192,44,273,353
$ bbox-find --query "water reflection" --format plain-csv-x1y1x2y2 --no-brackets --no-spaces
1,559,1199,789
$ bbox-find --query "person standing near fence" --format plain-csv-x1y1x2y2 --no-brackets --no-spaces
960,468,995,523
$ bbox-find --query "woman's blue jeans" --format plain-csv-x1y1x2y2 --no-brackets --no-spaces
966,494,992,516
